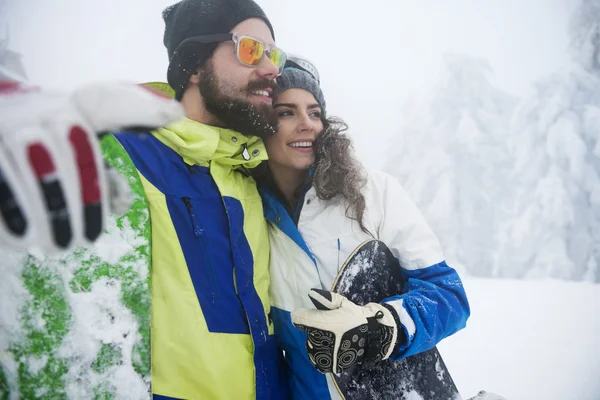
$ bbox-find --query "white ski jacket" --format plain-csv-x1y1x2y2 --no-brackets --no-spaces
260,169,470,400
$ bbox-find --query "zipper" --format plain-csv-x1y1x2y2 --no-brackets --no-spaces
337,238,341,273
182,196,219,298
216,195,240,296
292,178,312,226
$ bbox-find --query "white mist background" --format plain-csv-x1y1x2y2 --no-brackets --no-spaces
2,0,599,399
0,0,572,170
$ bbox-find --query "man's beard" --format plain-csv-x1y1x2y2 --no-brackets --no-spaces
198,61,279,139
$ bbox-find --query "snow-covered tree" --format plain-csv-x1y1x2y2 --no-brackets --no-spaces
0,29,28,82
386,0,600,283
496,0,600,282
384,54,517,276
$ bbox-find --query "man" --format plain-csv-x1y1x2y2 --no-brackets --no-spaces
0,0,289,399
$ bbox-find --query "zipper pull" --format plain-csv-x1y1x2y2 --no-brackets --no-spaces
242,144,250,161
182,197,203,237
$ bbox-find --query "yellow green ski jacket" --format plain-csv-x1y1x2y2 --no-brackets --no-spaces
113,96,287,399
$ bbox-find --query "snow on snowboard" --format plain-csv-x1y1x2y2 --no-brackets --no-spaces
0,135,151,399
329,239,461,400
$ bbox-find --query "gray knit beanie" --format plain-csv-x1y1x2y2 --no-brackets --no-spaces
276,68,326,113
163,0,275,99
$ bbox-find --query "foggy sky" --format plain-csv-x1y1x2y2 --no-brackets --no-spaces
1,0,573,167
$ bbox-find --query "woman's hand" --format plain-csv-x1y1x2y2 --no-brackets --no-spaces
292,289,402,374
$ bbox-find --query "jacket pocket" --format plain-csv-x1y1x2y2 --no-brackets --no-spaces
182,196,219,298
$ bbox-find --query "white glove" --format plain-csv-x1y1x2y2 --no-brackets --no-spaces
291,289,400,374
0,81,184,253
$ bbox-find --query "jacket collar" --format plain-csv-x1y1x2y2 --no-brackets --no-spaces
153,117,267,168
255,166,314,223
142,82,268,168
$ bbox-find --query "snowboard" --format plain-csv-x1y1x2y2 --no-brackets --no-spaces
329,239,461,400
0,135,151,399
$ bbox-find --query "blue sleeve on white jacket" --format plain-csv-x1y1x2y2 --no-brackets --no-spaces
382,261,470,360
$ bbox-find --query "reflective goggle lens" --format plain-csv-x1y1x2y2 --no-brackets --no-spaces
268,48,286,71
238,37,265,66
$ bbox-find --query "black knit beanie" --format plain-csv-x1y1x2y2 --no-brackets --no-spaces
277,68,326,113
163,0,275,99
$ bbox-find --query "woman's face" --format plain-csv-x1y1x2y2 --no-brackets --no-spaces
265,88,324,173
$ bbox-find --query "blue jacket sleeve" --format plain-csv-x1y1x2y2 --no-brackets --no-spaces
382,261,470,360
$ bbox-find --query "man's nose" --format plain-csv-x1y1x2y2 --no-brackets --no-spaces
256,53,279,81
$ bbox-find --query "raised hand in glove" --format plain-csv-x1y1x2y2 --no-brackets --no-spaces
0,81,183,252
291,289,402,374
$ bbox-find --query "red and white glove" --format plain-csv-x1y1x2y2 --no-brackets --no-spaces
292,289,401,374
0,81,184,253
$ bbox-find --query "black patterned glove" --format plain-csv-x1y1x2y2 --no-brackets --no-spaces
291,289,400,374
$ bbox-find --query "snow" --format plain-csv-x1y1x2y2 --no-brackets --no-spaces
337,244,378,294
0,210,150,399
55,216,149,400
0,251,30,397
0,253,28,345
438,278,600,400
89,217,147,267
26,355,48,375
384,0,600,283
405,391,425,400
1,1,599,399
369,34,600,387
57,278,146,399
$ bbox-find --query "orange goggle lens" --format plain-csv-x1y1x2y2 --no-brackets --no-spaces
238,37,265,66
237,36,286,71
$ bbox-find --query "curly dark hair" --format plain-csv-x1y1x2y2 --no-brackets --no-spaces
312,116,371,235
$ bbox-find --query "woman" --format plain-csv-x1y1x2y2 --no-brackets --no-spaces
257,61,470,399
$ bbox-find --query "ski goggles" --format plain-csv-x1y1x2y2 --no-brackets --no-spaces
285,55,321,84
176,33,287,75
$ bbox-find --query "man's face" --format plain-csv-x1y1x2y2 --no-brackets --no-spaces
197,18,280,138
